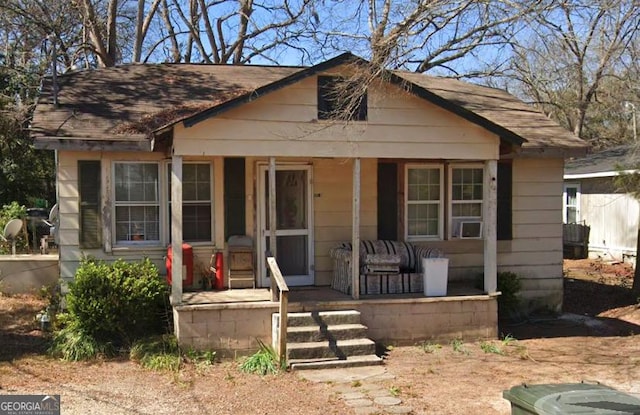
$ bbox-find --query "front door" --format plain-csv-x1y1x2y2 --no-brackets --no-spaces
258,165,314,287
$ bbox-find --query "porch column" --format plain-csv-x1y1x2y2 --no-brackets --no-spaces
268,157,278,301
351,158,361,300
171,155,183,305
483,159,498,293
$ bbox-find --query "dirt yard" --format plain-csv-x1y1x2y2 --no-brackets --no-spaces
1,259,640,414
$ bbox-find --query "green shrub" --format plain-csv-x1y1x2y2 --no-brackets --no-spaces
0,202,27,254
51,257,170,360
497,271,522,320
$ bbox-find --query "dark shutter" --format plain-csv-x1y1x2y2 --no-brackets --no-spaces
78,160,102,248
377,162,398,240
224,157,246,240
497,162,512,241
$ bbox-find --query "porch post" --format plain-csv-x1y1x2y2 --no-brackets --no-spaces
268,157,278,301
171,155,183,305
483,159,498,293
351,158,361,300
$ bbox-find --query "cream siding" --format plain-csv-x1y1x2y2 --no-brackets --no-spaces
173,76,499,160
56,151,220,283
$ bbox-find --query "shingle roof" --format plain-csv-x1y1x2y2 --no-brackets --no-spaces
564,144,640,177
32,53,587,156
396,73,587,156
32,64,301,150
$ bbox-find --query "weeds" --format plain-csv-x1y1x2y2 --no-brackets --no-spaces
479,341,504,355
451,338,469,355
351,380,362,387
239,339,282,375
389,386,401,397
419,341,442,354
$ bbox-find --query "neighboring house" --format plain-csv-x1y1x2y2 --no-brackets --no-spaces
564,144,639,262
32,53,587,354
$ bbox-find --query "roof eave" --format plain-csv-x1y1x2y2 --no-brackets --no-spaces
33,136,153,152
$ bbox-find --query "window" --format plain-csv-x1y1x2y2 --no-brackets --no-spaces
114,163,160,243
317,76,367,121
450,166,483,238
563,183,580,224
405,165,443,239
169,163,212,242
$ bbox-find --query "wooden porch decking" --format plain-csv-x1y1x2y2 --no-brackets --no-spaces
180,283,486,305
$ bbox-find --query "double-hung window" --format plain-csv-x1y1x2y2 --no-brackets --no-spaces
450,165,483,238
405,165,443,239
169,163,212,242
114,162,160,243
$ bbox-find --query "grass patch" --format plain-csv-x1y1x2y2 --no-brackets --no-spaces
130,334,180,371
50,319,115,361
389,385,401,397
239,339,282,375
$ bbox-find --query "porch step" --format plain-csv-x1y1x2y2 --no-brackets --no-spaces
289,354,383,371
287,338,376,360
274,309,382,370
286,310,362,327
287,323,369,343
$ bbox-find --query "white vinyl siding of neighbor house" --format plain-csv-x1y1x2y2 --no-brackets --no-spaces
172,74,500,160
579,178,639,257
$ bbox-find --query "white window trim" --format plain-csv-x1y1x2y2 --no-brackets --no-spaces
112,161,161,246
563,183,581,224
166,160,215,246
404,163,444,241
448,163,484,239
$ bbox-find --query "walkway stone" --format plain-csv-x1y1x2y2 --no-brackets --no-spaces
298,365,415,415
374,396,402,406
344,398,374,408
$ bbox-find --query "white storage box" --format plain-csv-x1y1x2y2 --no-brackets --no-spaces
423,258,449,296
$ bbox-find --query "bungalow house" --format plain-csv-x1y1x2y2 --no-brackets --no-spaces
32,54,587,359
563,144,639,262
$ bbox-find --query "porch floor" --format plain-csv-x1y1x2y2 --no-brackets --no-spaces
180,282,484,305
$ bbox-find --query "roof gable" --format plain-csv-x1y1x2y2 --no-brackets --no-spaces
32,53,587,156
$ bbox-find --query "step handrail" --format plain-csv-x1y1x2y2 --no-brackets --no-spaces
266,256,289,365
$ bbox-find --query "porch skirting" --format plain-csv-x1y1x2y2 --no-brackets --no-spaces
173,293,498,356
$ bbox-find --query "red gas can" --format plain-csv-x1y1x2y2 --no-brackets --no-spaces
166,243,194,287
214,251,224,290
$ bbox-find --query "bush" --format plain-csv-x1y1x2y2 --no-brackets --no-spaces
51,258,170,360
0,202,27,254
497,271,522,320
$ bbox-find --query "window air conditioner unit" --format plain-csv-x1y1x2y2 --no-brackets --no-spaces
458,221,483,239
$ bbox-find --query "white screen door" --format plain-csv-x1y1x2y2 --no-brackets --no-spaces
257,165,314,287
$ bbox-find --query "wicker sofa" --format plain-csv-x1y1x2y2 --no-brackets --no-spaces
329,240,443,295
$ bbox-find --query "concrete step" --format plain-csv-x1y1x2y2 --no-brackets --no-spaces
289,354,383,371
287,338,376,360
285,310,362,327
287,323,369,343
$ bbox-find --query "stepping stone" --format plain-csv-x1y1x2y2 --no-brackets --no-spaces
345,398,374,408
342,392,366,400
355,407,382,415
374,396,402,406
368,388,393,397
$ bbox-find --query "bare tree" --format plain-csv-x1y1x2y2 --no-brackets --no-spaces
313,0,550,75
156,0,315,64
504,0,640,141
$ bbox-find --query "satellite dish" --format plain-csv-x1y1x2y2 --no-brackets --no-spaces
2,218,23,256
47,203,59,245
